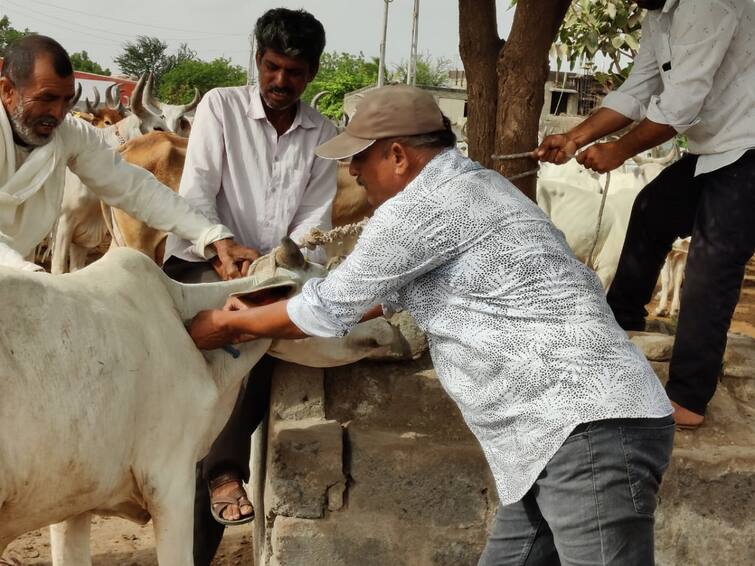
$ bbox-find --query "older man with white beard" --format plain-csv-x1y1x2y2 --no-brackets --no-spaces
0,34,256,274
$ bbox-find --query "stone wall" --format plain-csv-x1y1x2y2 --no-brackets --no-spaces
251,332,755,566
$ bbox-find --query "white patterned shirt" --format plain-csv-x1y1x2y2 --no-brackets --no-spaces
288,149,672,504
602,0,755,176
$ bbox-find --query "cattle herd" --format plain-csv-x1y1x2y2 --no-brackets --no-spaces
1,81,687,564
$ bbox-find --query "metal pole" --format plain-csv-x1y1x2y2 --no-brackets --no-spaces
407,0,420,85
377,0,393,87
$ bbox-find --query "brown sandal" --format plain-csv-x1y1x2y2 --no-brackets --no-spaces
209,473,255,526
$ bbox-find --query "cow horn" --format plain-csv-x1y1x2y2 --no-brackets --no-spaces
114,85,127,114
178,88,201,114
274,237,306,270
85,87,101,114
143,72,164,113
310,90,328,111
71,83,82,107
105,84,122,109
129,73,155,120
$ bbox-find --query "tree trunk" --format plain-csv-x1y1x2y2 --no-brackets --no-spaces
459,0,571,201
458,0,503,169
495,0,571,201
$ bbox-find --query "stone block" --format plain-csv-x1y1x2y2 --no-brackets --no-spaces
268,515,489,566
657,455,755,566
325,355,476,441
650,361,669,383
269,516,403,566
266,418,344,519
270,361,325,421
723,333,755,379
628,331,675,361
346,426,496,529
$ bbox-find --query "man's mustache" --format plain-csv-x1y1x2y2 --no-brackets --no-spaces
31,115,60,128
268,87,293,96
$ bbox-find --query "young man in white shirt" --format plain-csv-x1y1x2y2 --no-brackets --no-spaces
160,8,337,564
535,0,755,430
189,85,675,565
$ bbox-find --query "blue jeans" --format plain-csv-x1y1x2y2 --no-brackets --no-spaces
478,416,675,566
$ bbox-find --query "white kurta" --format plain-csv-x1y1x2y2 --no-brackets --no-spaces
0,104,233,272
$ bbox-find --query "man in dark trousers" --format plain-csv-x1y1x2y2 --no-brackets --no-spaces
536,0,754,429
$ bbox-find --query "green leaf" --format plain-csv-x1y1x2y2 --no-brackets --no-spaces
624,34,639,50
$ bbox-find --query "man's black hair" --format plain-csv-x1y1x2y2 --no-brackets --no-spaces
1,35,73,87
254,8,326,71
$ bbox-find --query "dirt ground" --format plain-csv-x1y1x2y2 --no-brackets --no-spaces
4,260,754,566
4,517,252,565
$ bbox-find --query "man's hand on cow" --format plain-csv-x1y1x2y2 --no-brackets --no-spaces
533,134,579,164
189,309,249,350
212,238,260,280
575,142,628,174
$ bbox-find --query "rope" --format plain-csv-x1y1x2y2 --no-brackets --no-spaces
491,149,610,272
586,171,611,270
491,152,535,160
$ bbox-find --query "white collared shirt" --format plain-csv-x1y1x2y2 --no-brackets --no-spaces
287,149,672,505
602,0,755,175
164,85,337,261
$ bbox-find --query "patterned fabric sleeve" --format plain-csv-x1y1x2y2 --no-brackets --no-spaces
287,192,464,337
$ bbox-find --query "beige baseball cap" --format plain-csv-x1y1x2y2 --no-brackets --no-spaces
315,85,445,160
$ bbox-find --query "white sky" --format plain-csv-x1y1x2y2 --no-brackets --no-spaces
2,0,518,76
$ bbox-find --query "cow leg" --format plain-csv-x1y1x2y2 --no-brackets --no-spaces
669,254,686,317
655,259,671,316
49,513,92,566
51,218,73,275
150,469,196,566
68,244,89,273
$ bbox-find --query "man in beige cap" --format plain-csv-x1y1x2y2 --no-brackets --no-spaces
189,85,675,565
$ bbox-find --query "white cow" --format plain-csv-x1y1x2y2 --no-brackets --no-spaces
655,237,690,317
0,239,404,565
536,148,675,288
143,73,199,137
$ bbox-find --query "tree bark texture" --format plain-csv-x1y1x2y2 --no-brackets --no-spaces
458,0,502,169
495,0,571,201
459,0,571,201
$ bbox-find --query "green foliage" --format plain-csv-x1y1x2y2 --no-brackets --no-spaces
392,53,451,88
302,52,379,120
0,15,33,56
158,58,246,104
302,51,452,119
115,36,196,82
554,0,644,87
70,51,110,76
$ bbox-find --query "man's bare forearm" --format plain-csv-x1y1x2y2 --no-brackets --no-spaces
612,118,677,161
567,108,634,149
224,300,308,340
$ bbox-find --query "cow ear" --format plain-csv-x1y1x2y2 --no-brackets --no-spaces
227,282,295,308
274,237,306,270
